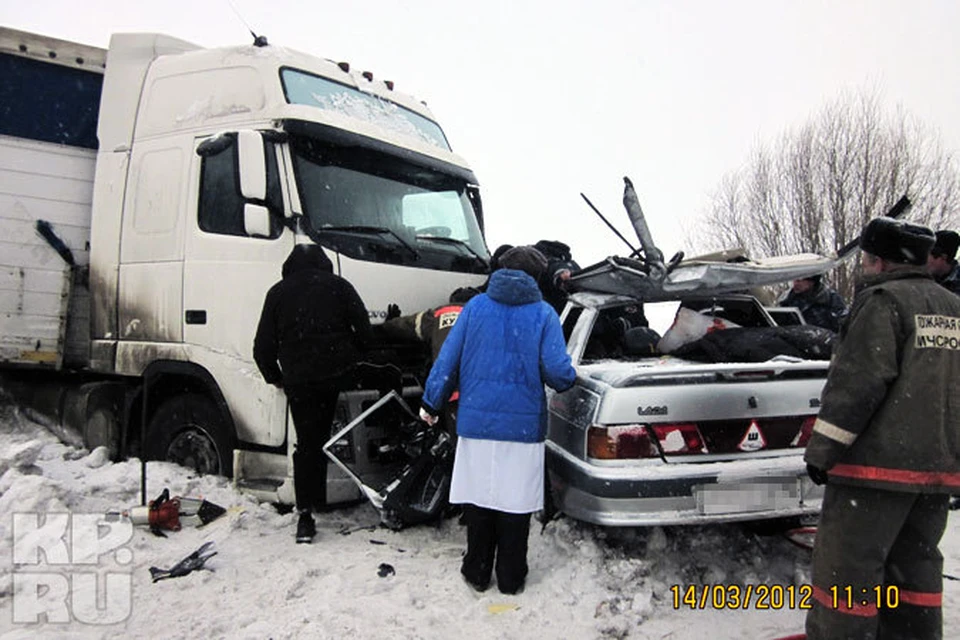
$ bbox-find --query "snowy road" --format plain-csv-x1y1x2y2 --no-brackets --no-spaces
0,400,957,639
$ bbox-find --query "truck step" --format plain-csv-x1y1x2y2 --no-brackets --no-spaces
235,477,283,492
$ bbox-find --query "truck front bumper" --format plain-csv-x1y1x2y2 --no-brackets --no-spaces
546,442,823,527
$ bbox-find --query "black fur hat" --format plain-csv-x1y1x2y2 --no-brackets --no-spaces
499,246,548,280
489,244,515,271
859,218,935,266
932,230,960,261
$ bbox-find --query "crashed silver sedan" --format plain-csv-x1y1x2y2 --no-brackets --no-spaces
543,179,847,527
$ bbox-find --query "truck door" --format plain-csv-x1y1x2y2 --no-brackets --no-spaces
182,134,293,447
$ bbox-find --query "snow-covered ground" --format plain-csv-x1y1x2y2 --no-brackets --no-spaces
1,397,958,640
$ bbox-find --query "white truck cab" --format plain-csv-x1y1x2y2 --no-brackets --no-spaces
0,27,489,505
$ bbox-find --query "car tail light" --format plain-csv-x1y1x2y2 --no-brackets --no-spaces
587,425,659,460
651,423,707,455
791,416,817,447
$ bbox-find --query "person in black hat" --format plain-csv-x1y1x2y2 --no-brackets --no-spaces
803,217,960,640
533,239,581,314
253,244,373,544
926,229,960,295
778,273,848,332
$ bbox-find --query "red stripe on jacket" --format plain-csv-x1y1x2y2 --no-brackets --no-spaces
432,305,462,317
899,589,942,607
830,464,960,488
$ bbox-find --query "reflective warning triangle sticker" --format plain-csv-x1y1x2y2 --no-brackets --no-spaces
738,419,767,452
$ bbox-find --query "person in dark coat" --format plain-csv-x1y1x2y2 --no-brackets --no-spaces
419,246,576,595
380,287,481,437
778,274,848,332
253,244,372,544
380,287,481,366
927,229,960,295
804,218,960,640
533,239,580,314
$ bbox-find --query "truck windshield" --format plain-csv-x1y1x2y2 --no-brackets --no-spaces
290,135,489,273
281,68,450,151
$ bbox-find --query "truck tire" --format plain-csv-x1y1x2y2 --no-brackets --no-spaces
85,405,121,461
144,394,235,477
81,382,125,461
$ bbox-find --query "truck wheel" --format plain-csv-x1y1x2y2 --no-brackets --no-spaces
144,394,235,477
81,382,125,461
85,405,121,461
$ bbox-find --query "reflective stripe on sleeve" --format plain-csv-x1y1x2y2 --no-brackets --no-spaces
830,464,960,488
812,418,858,445
413,312,426,340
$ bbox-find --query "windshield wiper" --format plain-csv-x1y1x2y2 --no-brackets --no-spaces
317,225,419,259
416,235,489,268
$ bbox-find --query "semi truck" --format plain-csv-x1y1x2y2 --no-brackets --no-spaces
0,26,489,505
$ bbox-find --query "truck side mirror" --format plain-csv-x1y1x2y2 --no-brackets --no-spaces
243,204,272,238
237,130,266,201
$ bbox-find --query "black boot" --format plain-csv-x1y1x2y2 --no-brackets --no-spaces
296,511,316,544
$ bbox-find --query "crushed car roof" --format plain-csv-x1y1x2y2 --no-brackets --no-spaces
566,176,864,303
567,252,840,303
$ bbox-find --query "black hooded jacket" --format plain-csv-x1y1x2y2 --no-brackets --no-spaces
254,245,372,386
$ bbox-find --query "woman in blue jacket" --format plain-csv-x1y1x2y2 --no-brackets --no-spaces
420,246,576,594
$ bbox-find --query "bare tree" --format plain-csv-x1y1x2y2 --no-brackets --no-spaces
692,88,960,300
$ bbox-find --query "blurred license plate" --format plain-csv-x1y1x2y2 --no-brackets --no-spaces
695,480,800,515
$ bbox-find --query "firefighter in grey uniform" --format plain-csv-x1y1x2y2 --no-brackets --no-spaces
380,287,480,437
804,217,960,640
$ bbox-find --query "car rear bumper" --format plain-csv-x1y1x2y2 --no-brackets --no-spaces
546,442,824,527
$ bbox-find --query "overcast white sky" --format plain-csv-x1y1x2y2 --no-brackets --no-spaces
3,0,959,265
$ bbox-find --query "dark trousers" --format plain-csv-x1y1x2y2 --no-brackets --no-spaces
286,382,341,512
461,504,531,594
806,483,949,640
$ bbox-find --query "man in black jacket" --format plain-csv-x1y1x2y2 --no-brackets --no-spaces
927,229,960,295
533,239,580,314
778,274,848,332
254,244,372,544
804,218,960,640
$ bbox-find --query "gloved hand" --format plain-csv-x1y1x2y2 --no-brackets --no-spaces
419,406,439,426
806,464,829,486
385,304,401,321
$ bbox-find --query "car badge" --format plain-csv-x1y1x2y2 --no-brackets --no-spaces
738,419,767,452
